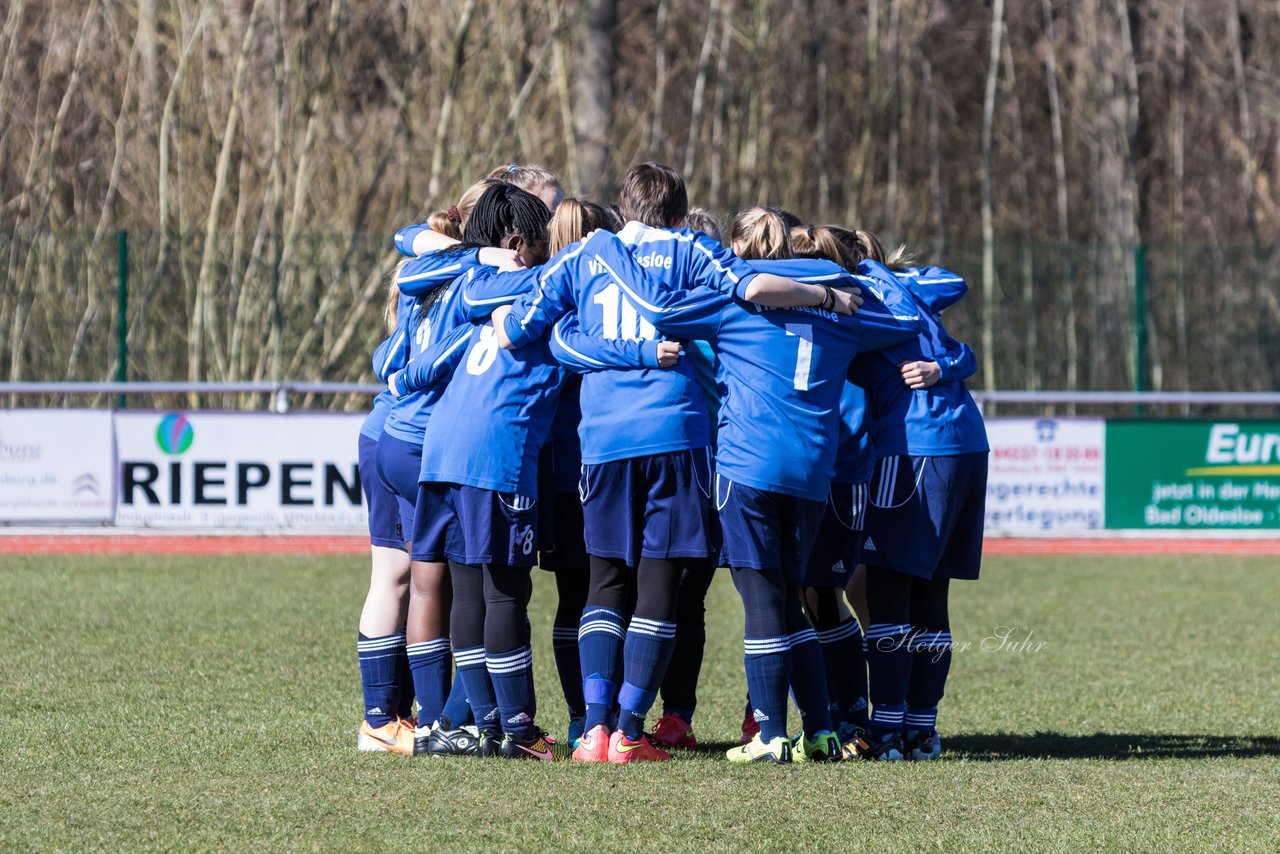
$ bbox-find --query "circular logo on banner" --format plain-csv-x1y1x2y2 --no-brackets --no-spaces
155,413,194,455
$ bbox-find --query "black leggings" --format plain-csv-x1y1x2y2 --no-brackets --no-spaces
865,568,949,631
660,561,716,712
449,560,533,654
586,555,682,623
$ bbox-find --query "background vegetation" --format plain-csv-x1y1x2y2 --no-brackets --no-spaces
2,1,1279,400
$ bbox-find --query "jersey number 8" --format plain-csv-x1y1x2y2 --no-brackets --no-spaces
466,325,501,376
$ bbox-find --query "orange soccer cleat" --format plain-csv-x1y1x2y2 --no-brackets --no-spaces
357,718,416,755
571,724,611,763
607,730,671,764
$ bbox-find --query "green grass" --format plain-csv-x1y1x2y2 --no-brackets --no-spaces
1,553,1278,852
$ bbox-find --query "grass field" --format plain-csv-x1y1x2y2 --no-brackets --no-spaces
2,553,1278,852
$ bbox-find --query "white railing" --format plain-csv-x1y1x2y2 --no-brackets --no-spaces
3,383,1280,412
971,391,1280,407
0,381,382,413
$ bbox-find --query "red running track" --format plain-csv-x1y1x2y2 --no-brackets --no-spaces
2,534,1280,556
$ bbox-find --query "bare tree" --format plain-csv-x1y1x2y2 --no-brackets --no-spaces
979,0,1005,390
575,0,617,198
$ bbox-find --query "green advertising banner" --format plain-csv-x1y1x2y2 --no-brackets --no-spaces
1105,421,1280,529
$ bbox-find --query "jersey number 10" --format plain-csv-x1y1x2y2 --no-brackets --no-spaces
593,283,657,341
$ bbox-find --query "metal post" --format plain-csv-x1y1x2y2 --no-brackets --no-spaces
1134,243,1147,416
116,230,128,409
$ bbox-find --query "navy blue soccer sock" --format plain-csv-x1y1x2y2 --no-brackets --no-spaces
905,629,951,733
449,560,498,731
357,632,405,727
482,565,537,737
743,638,792,742
394,643,416,720
732,566,794,743
788,626,833,738
579,606,625,731
406,637,451,725
816,618,869,728
552,625,586,719
865,621,912,736
454,646,500,732
617,617,678,740
440,670,473,727
487,644,536,738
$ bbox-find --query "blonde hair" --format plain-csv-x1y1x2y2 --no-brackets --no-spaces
548,198,616,254
383,258,410,333
427,209,460,240
682,208,722,243
791,225,857,270
730,206,793,261
451,179,499,232
487,164,564,211
840,227,915,271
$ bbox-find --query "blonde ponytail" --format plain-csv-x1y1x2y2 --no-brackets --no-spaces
730,206,793,261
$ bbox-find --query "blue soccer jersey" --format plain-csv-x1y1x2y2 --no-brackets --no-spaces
380,268,473,445
396,248,485,297
495,221,762,464
360,292,416,441
394,222,433,257
834,380,874,485
511,232,923,501
849,261,988,458
398,267,676,497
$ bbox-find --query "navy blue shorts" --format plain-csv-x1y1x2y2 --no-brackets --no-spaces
538,491,588,571
359,434,406,550
580,448,715,567
804,481,868,587
411,482,539,567
861,452,988,580
714,474,826,581
374,433,421,537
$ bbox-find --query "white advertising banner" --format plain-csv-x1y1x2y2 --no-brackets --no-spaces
0,409,115,523
985,417,1105,534
113,411,367,530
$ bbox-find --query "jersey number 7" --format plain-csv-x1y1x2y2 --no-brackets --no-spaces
786,323,814,391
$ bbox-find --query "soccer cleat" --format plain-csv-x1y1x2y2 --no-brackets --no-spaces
357,718,415,755
568,716,586,749
571,724,611,762
475,730,502,758
726,733,792,764
740,710,761,746
835,721,867,748
497,727,569,761
427,720,483,757
792,730,841,762
649,713,698,749
904,728,942,761
842,731,905,762
607,730,671,763
412,720,435,755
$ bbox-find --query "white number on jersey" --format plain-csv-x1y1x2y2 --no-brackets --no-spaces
466,324,501,376
785,323,814,391
592,282,657,341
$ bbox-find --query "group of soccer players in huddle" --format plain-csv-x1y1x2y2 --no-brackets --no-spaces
353,160,988,764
